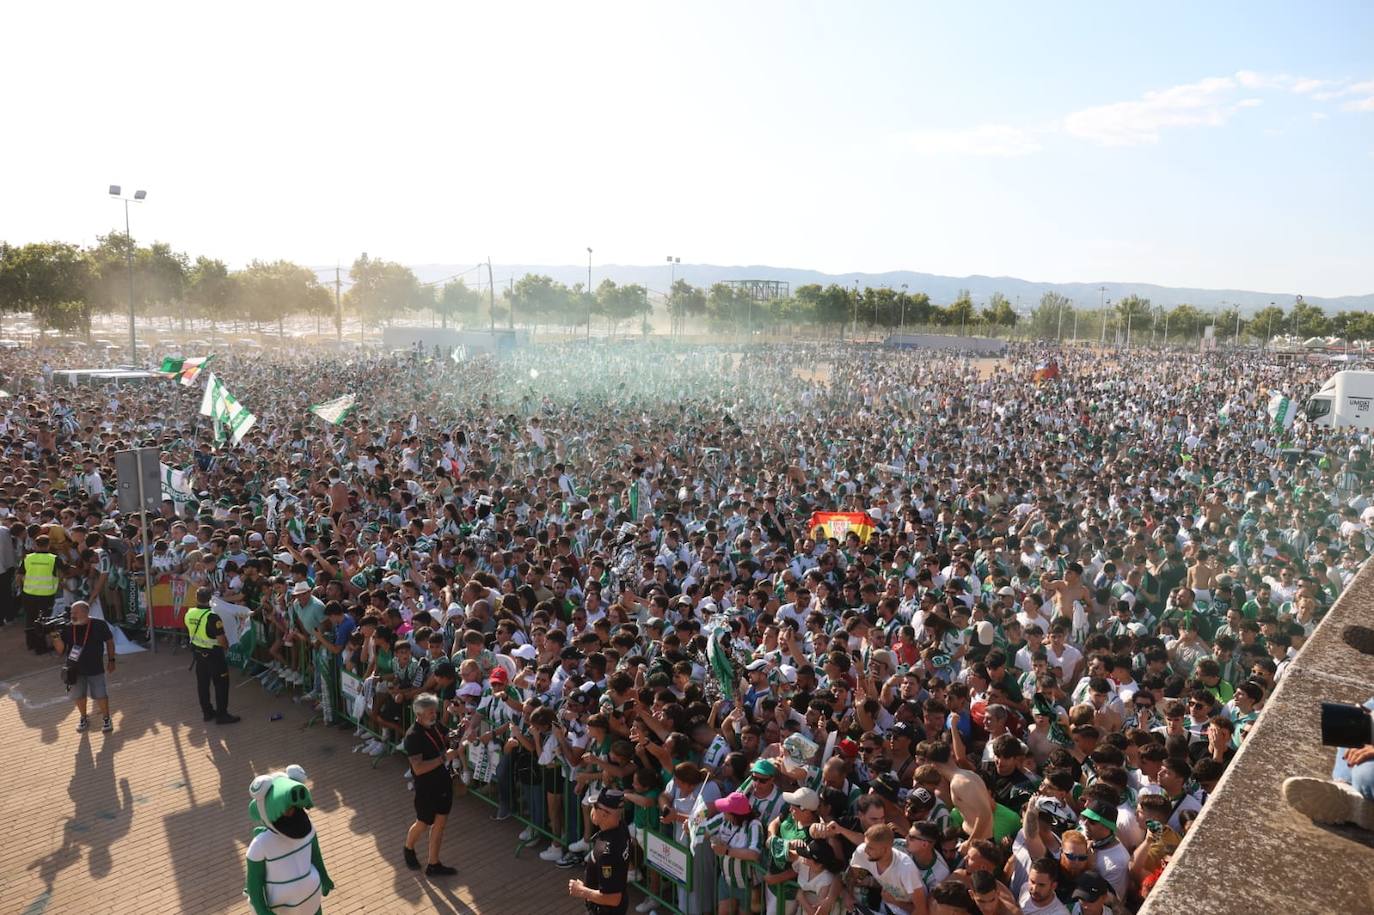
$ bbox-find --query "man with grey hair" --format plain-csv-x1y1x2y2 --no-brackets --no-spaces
402,692,460,877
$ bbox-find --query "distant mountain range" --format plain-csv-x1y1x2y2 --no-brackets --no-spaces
402,263,1374,314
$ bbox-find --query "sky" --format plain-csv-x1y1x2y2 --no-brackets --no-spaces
3,1,1372,297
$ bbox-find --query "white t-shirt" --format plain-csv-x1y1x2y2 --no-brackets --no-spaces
848,844,924,908
1094,840,1131,898
1018,889,1071,915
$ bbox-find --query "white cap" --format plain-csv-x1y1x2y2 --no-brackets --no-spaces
511,644,538,661
291,581,313,595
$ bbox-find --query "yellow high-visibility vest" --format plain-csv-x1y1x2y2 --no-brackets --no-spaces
184,606,219,649
22,552,59,596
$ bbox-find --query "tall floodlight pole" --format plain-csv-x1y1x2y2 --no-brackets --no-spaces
108,186,147,364
666,256,679,335
586,247,593,341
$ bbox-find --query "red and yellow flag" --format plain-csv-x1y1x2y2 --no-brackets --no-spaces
808,511,875,544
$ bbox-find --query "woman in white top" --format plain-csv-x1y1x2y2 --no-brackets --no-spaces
791,838,845,915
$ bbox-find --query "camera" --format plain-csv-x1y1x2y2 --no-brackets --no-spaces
1320,702,1373,748
34,614,71,634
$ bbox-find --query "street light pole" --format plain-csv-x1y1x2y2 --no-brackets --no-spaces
586,247,593,341
108,185,146,364
666,256,679,335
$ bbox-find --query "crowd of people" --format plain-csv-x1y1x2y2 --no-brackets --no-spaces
1,335,1371,915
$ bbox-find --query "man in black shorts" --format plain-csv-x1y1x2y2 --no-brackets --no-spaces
402,693,459,877
568,788,631,915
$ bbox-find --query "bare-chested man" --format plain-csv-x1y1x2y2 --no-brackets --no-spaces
929,740,994,843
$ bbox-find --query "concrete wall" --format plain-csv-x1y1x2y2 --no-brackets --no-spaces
884,333,1008,355
1139,560,1374,915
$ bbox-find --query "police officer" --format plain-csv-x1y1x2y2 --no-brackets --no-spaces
18,533,62,654
567,788,631,915
184,586,240,724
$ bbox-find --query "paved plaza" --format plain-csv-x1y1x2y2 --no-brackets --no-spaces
0,627,580,915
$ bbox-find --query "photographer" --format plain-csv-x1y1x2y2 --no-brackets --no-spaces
402,692,459,877
1284,697,1374,831
49,600,116,734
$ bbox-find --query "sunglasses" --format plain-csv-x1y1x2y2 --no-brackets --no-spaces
1063,853,1089,862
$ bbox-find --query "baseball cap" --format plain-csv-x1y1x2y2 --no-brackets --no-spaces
713,791,752,816
781,787,819,811
997,586,1015,596
489,668,509,685
1072,872,1111,902
511,644,538,661
274,552,293,564
291,581,313,595
750,758,779,778
870,772,902,802
908,787,935,807
888,721,915,741
455,682,482,699
181,534,199,545
837,738,859,759
595,788,626,811
745,658,769,672
560,646,582,661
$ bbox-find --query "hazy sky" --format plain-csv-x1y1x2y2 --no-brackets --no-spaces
4,1,1372,295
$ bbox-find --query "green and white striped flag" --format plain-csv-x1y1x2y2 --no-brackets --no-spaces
198,373,256,445
308,393,357,425
160,463,194,506
1268,392,1296,433
1217,401,1232,426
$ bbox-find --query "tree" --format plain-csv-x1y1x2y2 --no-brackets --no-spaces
1289,301,1330,339
187,257,236,327
233,260,329,334
1164,304,1205,341
942,290,976,330
142,242,189,320
0,241,94,335
1114,294,1152,342
1250,305,1287,342
1029,291,1072,340
597,281,649,335
511,274,571,330
436,278,481,329
981,292,1018,328
344,254,422,326
706,282,752,331
666,279,706,335
797,284,851,338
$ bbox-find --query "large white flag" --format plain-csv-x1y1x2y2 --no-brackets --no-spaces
308,393,356,425
1268,392,1296,433
160,463,195,506
199,373,256,445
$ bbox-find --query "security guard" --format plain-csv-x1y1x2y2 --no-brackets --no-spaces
185,587,240,724
17,533,62,655
567,788,631,915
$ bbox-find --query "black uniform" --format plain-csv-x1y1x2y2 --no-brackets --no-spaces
192,609,230,719
582,822,631,915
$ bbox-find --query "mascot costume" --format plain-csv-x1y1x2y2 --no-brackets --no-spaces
244,764,334,915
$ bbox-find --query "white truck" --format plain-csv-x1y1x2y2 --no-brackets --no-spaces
1304,370,1374,429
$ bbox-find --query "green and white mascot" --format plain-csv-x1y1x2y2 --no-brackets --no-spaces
244,764,334,915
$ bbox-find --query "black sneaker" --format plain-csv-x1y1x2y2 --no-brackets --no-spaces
404,846,421,870
426,862,457,877
102,716,113,733
556,851,584,869
203,711,216,722
215,713,241,725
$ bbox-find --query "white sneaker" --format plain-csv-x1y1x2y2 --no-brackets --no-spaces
301,690,319,702
403,770,414,780
354,726,367,738
461,771,473,785
568,838,590,854
538,844,564,862
1284,776,1374,830
518,826,535,841
628,868,642,883
367,740,387,757
635,901,657,913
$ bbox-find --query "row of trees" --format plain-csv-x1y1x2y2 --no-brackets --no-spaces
1023,292,1371,343
1,236,1366,342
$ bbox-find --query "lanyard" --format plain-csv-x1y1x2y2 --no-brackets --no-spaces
70,621,91,652
421,724,446,756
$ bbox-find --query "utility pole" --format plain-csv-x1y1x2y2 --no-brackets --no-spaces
334,266,342,343
509,274,515,330
359,252,367,348
1099,286,1107,346
586,247,593,341
487,257,495,332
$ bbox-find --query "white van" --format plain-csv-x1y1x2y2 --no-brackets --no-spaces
1305,370,1374,429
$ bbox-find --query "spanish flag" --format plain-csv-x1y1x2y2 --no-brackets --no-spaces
808,511,876,544
1032,358,1060,383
